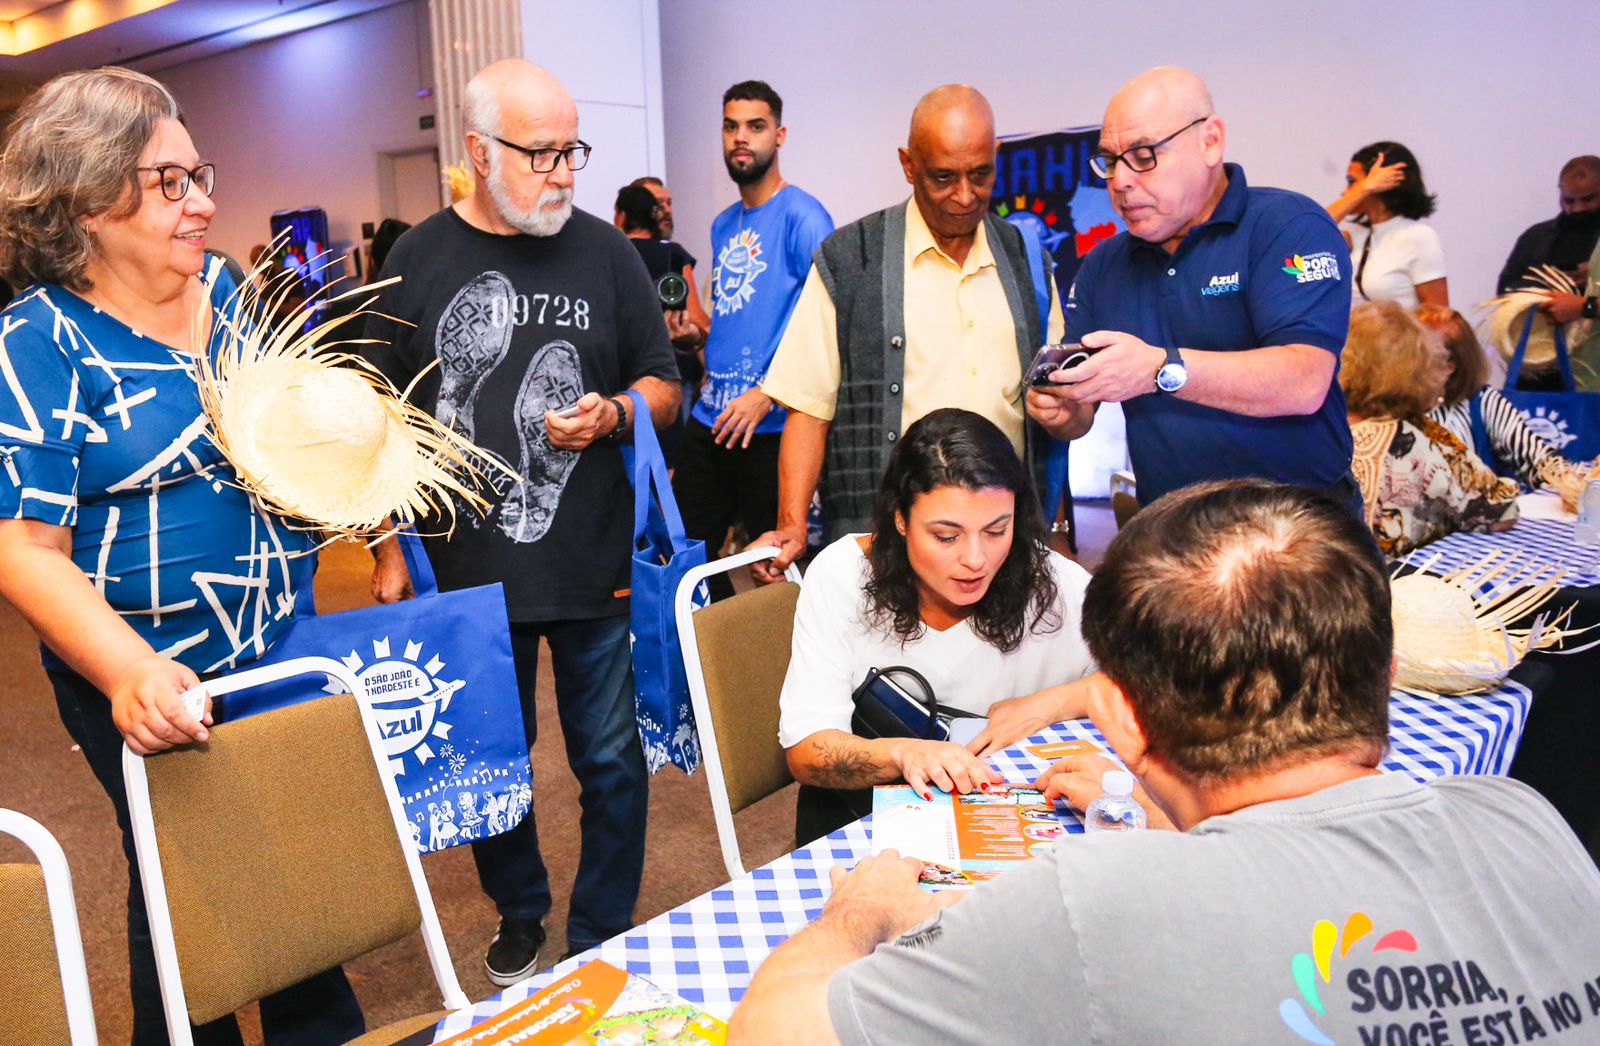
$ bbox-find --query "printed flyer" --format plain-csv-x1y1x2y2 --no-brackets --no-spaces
870,785,1077,890
434,960,725,1045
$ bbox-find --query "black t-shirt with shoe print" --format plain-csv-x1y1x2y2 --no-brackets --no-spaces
364,206,679,621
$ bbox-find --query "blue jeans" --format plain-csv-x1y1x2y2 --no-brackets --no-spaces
470,614,647,950
49,669,364,1046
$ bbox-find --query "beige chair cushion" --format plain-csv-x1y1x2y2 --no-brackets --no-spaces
693,581,799,813
344,1008,451,1044
143,693,421,1024
0,864,70,1045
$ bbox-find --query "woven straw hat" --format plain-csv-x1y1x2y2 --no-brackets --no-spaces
196,257,511,536
1478,264,1593,370
1391,555,1580,695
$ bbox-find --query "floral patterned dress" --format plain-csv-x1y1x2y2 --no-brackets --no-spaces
1350,415,1520,557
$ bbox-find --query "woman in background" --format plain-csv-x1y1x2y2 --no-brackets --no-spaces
1341,301,1518,556
1418,305,1592,493
1328,141,1448,309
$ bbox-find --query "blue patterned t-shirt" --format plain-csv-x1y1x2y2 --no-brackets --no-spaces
0,264,315,674
695,185,833,434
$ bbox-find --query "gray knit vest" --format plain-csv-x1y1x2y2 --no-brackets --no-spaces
812,202,1050,538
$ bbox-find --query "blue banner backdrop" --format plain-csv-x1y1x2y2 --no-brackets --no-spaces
991,125,1125,302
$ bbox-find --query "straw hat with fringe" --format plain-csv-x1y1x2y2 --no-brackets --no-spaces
1391,551,1589,695
1478,265,1595,371
195,253,514,537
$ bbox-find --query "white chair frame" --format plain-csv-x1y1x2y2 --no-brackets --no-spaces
675,546,802,881
0,809,98,1045
122,655,470,1045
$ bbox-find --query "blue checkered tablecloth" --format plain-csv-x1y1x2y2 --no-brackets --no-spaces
1400,518,1600,589
428,683,1531,1038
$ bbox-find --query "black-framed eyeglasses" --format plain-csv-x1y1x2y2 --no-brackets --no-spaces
491,137,592,173
1089,117,1208,178
136,163,216,201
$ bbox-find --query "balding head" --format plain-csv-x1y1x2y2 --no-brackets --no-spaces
898,85,998,248
1097,66,1226,250
462,59,580,237
1082,479,1391,785
1104,66,1214,132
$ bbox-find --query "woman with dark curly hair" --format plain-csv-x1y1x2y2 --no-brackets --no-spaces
1327,141,1448,309
775,409,1096,842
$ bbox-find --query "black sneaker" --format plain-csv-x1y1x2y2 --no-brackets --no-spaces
484,919,545,987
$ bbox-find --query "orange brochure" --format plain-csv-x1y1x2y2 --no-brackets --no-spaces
435,960,725,1045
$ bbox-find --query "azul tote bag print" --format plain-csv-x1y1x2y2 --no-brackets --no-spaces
624,389,708,774
221,529,530,854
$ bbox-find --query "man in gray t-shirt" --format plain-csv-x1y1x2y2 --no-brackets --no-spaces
729,479,1600,1045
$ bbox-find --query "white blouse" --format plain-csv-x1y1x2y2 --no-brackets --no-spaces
1346,216,1447,309
776,535,1096,748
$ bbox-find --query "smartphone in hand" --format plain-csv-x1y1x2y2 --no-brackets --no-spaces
1026,344,1093,388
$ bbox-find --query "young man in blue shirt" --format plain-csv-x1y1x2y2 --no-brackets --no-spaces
672,80,833,598
1026,66,1355,508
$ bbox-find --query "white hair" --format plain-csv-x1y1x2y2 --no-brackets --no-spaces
463,74,502,138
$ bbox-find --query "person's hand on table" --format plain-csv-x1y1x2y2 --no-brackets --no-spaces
967,691,1064,759
712,388,773,448
891,737,1003,800
1036,753,1175,830
110,655,210,755
824,849,962,941
746,526,806,584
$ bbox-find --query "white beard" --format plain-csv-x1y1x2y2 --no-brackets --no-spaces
487,149,573,237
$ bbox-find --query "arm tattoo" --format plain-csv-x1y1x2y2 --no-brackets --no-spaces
810,737,886,788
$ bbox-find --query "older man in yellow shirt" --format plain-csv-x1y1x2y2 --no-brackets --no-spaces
751,85,1080,580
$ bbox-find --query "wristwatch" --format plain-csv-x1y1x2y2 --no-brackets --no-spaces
1584,296,1598,319
599,395,629,445
1155,345,1188,394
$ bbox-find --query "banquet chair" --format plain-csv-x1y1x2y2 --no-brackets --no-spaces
0,809,97,1045
1110,469,1140,530
122,656,469,1046
676,546,803,880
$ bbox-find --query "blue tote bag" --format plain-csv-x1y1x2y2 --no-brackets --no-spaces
624,389,708,775
220,529,530,854
1502,312,1600,464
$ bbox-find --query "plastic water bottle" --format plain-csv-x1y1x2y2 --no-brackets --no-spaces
1083,770,1147,833
1576,479,1600,545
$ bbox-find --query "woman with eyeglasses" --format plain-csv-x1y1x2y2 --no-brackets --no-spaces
1326,141,1448,310
0,68,362,1044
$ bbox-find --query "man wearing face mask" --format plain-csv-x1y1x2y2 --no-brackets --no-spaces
361,59,680,983
1025,66,1355,511
750,84,1066,582
1497,156,1600,307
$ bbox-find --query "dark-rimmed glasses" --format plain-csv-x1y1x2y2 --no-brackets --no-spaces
1089,117,1208,178
136,164,216,201
492,137,592,173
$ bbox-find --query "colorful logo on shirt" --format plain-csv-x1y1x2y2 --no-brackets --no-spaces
1517,404,1578,450
1279,912,1418,1044
1202,271,1241,296
713,228,766,316
1282,251,1342,284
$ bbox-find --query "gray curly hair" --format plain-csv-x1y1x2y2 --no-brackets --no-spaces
0,67,183,291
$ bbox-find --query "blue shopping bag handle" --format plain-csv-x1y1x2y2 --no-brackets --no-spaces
1507,308,1574,390
625,388,691,553
293,526,439,619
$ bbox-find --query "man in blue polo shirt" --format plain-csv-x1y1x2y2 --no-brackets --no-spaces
1028,67,1354,507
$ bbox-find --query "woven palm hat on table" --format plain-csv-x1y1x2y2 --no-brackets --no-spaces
195,255,513,537
1391,552,1586,695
